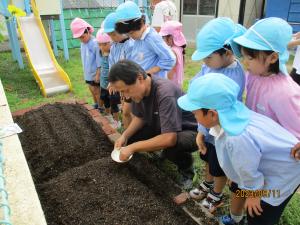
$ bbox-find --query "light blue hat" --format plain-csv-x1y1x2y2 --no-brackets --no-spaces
234,17,292,75
177,73,250,136
103,12,118,33
192,17,246,61
116,1,142,22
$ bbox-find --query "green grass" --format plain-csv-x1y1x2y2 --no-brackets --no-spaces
0,49,93,111
1,47,299,224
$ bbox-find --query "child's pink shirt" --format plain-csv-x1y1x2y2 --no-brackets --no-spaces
171,46,184,88
246,72,300,139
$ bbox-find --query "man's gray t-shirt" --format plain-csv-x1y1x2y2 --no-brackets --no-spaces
131,76,197,135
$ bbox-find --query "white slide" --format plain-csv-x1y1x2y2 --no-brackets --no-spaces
17,13,72,97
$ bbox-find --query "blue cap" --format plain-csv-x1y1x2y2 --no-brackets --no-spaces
192,17,246,61
103,12,118,33
177,73,250,136
116,1,142,22
234,17,292,75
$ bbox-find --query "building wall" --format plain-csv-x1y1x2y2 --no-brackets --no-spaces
243,0,264,27
218,0,240,23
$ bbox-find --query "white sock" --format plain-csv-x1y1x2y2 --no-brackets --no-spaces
230,211,243,223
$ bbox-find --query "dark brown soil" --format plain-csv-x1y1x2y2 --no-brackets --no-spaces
14,103,201,225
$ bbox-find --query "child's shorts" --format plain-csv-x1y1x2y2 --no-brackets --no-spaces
85,80,100,86
100,88,120,113
200,142,226,177
229,181,240,193
290,68,300,86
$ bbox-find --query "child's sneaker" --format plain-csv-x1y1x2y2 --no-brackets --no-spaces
189,181,213,200
92,103,99,109
220,214,246,225
201,192,224,213
112,120,122,130
98,106,105,113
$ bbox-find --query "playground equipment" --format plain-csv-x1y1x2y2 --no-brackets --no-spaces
0,0,151,97
1,0,72,97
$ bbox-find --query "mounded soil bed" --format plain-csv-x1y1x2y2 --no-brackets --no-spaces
14,103,203,225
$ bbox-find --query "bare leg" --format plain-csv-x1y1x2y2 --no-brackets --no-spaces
213,176,227,194
205,162,214,183
88,85,101,107
230,193,245,216
88,85,97,104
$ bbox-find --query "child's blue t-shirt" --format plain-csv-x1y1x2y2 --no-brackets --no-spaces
100,53,109,89
80,37,101,81
192,60,246,145
128,27,176,78
109,38,134,67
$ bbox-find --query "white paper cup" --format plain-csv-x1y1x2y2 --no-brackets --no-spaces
111,148,132,163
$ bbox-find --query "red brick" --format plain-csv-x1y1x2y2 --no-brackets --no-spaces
83,104,94,111
102,124,116,135
12,108,32,117
57,99,76,104
89,109,100,117
76,100,88,105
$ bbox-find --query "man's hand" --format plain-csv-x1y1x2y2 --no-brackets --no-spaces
291,142,300,161
245,196,263,217
114,135,128,149
119,146,134,161
196,132,207,155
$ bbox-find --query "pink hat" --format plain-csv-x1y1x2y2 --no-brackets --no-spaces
96,29,112,43
70,17,94,38
159,21,187,46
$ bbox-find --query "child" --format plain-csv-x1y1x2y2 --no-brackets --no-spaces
288,31,300,85
114,1,176,78
159,20,186,88
220,17,300,225
70,18,101,110
96,29,121,128
177,73,300,225
103,12,134,129
174,17,246,214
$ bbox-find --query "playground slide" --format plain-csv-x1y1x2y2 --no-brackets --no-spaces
16,12,72,97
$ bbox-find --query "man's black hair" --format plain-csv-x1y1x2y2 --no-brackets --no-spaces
108,60,148,85
115,15,145,34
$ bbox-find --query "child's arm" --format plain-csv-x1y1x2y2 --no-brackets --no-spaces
146,66,161,75
94,40,101,83
291,142,300,160
166,50,178,80
288,32,300,48
270,91,300,141
94,67,100,83
147,33,176,72
196,132,207,155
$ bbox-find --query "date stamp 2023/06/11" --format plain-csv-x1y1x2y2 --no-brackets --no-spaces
236,189,281,198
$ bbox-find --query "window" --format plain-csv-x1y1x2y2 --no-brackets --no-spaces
199,0,216,15
183,0,217,16
183,0,197,15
